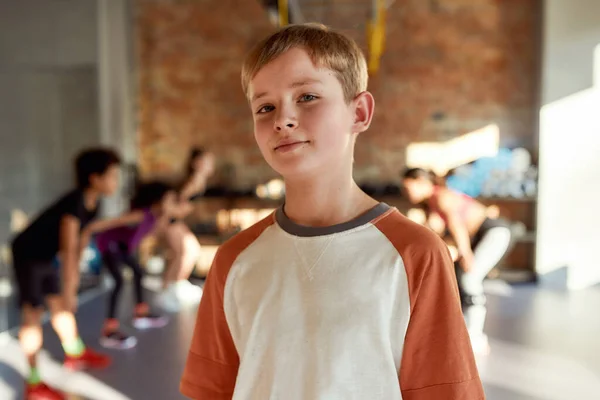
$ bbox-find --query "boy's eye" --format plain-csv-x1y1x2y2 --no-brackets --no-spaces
299,94,317,102
257,105,275,114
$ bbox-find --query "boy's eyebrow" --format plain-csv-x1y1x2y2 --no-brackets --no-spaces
250,79,323,102
290,78,322,88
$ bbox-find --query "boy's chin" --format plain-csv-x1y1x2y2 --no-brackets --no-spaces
269,163,328,182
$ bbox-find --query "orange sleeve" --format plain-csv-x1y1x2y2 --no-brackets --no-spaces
375,212,485,400
180,215,275,399
180,248,239,399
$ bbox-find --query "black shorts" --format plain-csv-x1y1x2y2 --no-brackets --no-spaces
11,246,60,308
471,217,511,248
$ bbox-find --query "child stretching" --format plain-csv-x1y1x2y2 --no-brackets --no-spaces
93,181,176,349
11,148,119,400
157,147,215,311
402,167,514,355
180,24,484,400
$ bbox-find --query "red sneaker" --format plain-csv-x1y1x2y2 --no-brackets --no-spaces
64,348,112,371
25,382,65,400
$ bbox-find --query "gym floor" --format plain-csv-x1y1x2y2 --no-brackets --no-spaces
1,278,599,399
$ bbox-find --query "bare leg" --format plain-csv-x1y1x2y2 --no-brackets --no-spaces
46,296,78,344
177,228,201,281
20,304,68,398
162,223,185,288
457,226,512,355
19,305,44,368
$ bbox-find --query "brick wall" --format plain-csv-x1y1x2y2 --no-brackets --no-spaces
135,0,540,188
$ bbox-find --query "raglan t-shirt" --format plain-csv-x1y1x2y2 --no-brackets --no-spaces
12,189,99,262
181,203,484,400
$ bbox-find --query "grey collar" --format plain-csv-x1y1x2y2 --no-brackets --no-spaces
275,203,390,237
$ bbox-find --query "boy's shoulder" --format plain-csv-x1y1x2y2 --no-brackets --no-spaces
374,207,450,261
211,211,276,270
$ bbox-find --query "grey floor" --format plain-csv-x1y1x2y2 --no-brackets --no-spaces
1,278,600,399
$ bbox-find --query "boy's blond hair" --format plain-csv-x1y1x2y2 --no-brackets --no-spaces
242,23,368,102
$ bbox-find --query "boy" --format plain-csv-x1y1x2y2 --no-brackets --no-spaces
11,148,120,400
181,24,484,399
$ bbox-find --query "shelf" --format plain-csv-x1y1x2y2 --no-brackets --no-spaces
515,231,536,243
492,267,537,284
478,196,537,203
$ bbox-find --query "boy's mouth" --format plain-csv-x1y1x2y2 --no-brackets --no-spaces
274,140,310,152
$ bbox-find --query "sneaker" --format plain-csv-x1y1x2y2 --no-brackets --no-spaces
25,382,65,400
156,286,181,313
64,348,112,371
133,313,169,330
100,330,138,350
174,280,203,304
470,333,491,356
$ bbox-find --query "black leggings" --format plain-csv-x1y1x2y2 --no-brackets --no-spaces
102,244,144,319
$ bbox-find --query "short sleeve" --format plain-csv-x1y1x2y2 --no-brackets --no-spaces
400,237,484,400
180,249,240,399
373,210,484,400
63,191,84,220
178,212,284,398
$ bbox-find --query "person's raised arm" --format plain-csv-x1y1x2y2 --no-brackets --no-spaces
179,174,208,202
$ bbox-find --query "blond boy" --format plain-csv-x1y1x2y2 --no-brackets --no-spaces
181,24,484,400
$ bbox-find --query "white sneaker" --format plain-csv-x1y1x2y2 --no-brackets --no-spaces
133,313,169,330
156,285,180,313
175,280,203,304
470,333,491,356
142,275,163,292
100,330,137,350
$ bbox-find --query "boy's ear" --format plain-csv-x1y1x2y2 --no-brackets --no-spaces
352,91,375,134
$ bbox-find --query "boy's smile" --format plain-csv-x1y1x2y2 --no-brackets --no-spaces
273,138,311,153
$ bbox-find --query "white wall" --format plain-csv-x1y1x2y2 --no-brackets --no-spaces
97,0,137,216
537,0,600,289
0,0,137,238
0,1,100,247
541,0,600,104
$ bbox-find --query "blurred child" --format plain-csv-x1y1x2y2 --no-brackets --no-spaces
94,181,176,349
402,167,513,354
157,148,215,311
11,148,119,400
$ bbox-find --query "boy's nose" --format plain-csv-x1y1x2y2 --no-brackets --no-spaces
275,122,296,131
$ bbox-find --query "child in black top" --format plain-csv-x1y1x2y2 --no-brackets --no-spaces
11,148,120,400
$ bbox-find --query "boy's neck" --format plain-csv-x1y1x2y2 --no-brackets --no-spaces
82,188,100,211
283,172,379,228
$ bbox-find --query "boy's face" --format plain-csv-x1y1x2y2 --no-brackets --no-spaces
90,164,120,196
248,47,374,180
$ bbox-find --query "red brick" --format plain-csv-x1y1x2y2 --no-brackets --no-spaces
136,0,540,187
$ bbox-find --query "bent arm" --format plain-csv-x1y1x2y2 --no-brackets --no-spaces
80,210,146,251
436,193,473,259
59,215,81,296
84,210,145,235
179,174,208,202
